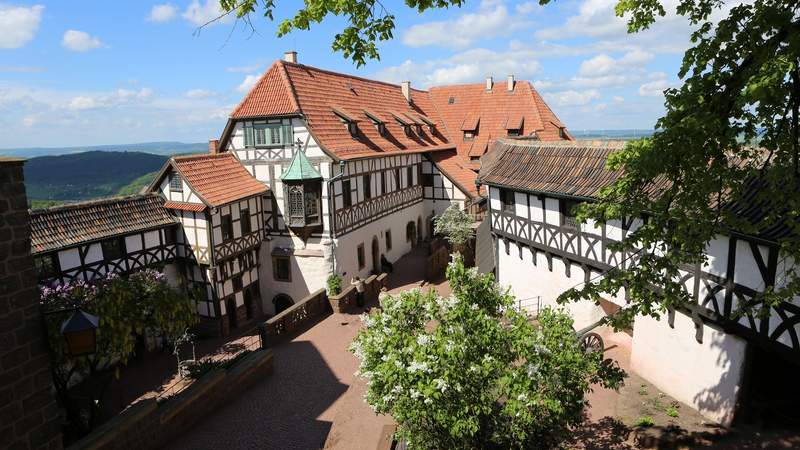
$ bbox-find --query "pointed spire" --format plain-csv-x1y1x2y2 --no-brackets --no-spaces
280,148,322,181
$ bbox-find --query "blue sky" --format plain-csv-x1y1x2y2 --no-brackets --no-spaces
0,0,704,148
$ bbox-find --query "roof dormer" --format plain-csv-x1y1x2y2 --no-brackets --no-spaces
391,112,412,136
363,109,386,136
332,107,359,138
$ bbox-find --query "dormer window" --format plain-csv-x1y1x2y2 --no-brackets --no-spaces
333,107,359,138
244,121,292,148
392,112,412,136
448,96,455,104
418,115,436,133
506,115,523,137
364,109,386,136
461,115,479,142
559,127,567,139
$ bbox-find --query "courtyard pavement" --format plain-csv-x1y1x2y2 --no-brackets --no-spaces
167,247,437,450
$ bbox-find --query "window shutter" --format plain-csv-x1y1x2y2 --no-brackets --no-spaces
282,124,293,145
244,123,254,147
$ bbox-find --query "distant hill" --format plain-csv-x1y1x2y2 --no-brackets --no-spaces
1,141,207,158
24,151,168,203
569,129,655,140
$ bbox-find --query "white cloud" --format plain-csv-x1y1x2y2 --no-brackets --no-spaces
237,75,259,93
567,49,655,88
182,0,231,27
68,96,98,111
0,4,44,49
147,4,177,22
402,0,530,49
227,63,262,73
185,88,216,98
638,79,672,97
374,45,541,87
612,95,625,103
0,65,45,73
62,30,105,52
543,89,601,107
515,1,539,14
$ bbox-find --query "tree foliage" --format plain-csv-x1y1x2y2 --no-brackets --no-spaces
217,0,465,66
40,269,197,431
553,0,800,328
434,203,474,248
351,256,625,449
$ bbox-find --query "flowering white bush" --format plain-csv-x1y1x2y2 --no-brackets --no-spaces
351,255,625,449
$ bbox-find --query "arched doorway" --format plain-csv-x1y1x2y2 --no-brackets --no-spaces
406,221,417,246
225,297,238,330
273,293,293,315
371,236,380,274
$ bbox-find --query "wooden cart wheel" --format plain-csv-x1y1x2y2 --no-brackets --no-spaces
580,332,604,354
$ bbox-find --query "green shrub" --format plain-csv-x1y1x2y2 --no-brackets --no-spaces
636,416,655,427
666,406,679,418
327,273,343,295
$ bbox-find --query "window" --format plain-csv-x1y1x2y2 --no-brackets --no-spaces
273,256,291,282
559,127,567,139
561,199,581,230
380,172,387,195
169,173,182,192
470,156,481,162
385,230,392,250
395,168,401,190
406,166,413,187
342,179,352,208
448,96,455,104
507,128,521,137
463,130,477,141
500,188,515,213
102,238,125,260
34,254,58,279
240,208,251,234
357,243,365,269
304,190,319,219
422,173,434,187
346,122,358,137
245,123,292,148
288,187,304,218
164,227,177,245
233,275,243,291
364,174,372,200
221,214,233,241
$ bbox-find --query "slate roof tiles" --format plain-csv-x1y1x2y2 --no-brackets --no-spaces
30,194,177,254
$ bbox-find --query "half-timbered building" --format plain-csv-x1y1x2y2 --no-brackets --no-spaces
148,152,269,335
213,51,570,314
30,194,182,287
478,138,800,426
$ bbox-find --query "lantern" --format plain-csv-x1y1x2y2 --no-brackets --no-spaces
60,309,99,356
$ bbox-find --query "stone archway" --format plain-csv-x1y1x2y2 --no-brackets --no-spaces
371,236,380,274
273,293,294,315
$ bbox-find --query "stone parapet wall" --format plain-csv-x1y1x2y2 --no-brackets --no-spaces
68,348,274,450
260,288,329,346
0,158,63,450
328,273,388,313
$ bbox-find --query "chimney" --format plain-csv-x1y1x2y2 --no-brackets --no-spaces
284,51,297,63
208,139,220,154
486,76,493,91
507,74,515,92
401,81,411,103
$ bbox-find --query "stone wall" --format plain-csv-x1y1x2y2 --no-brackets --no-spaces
426,245,450,280
0,158,63,450
328,273,388,313
68,349,274,450
259,288,329,346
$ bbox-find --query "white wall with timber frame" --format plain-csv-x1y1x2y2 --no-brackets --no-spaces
421,158,469,220
485,183,800,425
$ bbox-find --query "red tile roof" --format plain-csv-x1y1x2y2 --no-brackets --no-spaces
163,201,207,212
230,60,454,160
429,81,570,160
171,153,267,207
30,194,177,254
429,150,481,197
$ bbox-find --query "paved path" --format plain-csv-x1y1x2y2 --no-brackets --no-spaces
167,247,437,450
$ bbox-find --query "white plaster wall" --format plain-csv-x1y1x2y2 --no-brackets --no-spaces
630,313,747,426
158,174,203,204
258,237,332,315
496,238,605,329
335,201,426,280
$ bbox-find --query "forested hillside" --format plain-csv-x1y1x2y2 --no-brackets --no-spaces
24,151,167,203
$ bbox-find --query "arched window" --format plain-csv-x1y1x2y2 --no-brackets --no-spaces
288,187,303,218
